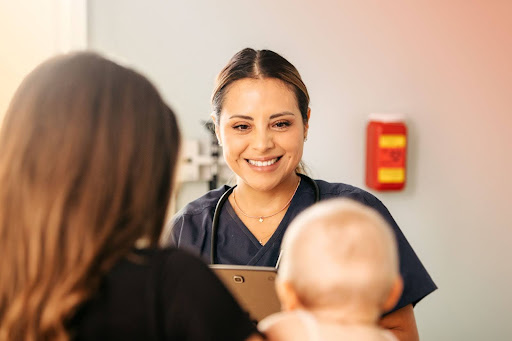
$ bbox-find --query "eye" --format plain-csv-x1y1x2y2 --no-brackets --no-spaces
233,124,250,131
273,120,291,129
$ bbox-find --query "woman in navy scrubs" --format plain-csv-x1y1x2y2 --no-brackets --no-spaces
168,48,436,341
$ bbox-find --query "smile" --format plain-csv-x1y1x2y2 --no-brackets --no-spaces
246,157,281,167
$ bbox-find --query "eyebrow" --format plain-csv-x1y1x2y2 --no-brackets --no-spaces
229,112,296,120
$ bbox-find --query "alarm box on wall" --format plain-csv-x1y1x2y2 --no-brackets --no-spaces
365,113,407,191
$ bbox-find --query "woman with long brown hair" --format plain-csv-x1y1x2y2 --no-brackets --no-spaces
0,52,261,341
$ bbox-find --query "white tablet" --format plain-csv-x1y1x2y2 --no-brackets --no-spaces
210,264,281,322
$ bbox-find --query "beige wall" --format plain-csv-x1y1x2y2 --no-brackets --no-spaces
0,0,86,119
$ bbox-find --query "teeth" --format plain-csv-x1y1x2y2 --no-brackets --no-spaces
248,158,279,167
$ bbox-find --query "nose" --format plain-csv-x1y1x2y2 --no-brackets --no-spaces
251,128,275,152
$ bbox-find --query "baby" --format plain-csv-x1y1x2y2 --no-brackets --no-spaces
259,199,403,341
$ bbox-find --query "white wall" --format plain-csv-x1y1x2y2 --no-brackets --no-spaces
87,1,512,339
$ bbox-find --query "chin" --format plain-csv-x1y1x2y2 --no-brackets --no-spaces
244,180,278,192
243,174,291,192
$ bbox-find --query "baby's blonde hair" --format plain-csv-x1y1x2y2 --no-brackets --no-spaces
278,199,399,310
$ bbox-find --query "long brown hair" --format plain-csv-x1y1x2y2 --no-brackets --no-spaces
211,48,310,174
0,52,181,340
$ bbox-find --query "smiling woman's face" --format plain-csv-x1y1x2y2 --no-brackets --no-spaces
215,77,308,192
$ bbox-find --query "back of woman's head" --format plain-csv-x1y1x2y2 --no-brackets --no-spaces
0,52,180,340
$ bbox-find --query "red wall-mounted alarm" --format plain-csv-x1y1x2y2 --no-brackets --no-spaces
365,113,407,191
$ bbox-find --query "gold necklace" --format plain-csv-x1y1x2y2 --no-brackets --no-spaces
232,177,301,223
257,230,275,245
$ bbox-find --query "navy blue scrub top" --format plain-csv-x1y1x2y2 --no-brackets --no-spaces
169,174,437,311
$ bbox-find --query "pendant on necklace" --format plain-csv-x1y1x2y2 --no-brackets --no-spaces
259,217,264,223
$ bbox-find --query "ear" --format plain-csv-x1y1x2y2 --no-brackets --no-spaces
276,279,303,311
303,108,311,139
381,276,404,313
210,112,221,145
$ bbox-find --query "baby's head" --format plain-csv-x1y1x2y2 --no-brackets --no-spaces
277,199,402,316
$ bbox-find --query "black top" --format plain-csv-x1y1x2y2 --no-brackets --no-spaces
70,248,257,341
169,174,437,312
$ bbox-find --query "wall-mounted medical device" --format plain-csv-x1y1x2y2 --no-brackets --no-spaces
365,113,407,191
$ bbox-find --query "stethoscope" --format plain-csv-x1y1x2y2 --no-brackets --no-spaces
210,174,320,264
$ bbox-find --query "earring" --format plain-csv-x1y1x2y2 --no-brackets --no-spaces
304,136,308,142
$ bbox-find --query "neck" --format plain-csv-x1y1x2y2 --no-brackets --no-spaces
307,304,381,326
234,174,300,216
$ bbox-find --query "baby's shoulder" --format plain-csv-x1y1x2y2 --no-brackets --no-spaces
259,310,398,341
323,324,398,341
258,312,310,341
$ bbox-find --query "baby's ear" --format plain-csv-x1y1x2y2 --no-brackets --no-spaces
382,276,404,313
276,280,302,311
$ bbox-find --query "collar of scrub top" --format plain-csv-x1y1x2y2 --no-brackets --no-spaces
210,174,320,265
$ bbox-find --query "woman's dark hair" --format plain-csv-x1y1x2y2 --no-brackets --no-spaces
211,48,310,124
0,52,180,340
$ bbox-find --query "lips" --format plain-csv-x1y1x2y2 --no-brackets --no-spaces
246,157,281,167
